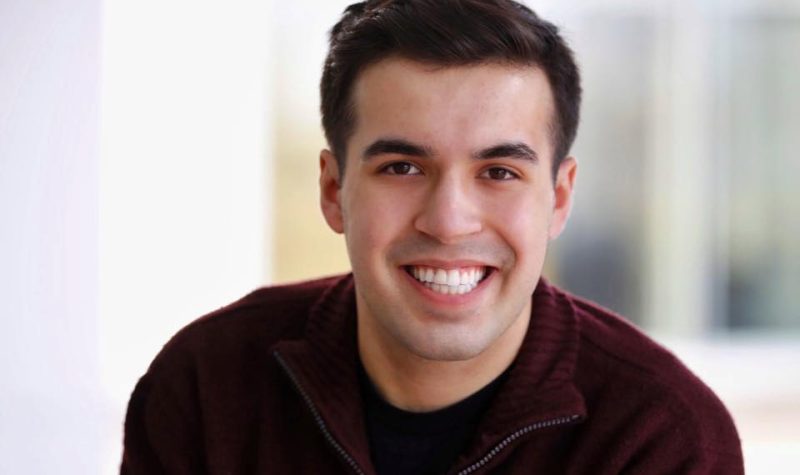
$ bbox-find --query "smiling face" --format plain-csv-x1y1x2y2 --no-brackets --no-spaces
320,58,576,365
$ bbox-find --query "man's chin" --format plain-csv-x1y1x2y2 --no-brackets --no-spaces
398,324,500,362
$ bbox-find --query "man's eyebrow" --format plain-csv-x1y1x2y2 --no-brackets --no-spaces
475,142,539,163
362,139,432,160
362,139,539,163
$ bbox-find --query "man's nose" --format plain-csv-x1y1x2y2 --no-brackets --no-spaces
413,174,482,243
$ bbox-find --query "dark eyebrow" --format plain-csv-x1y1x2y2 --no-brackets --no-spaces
362,139,432,161
362,138,539,163
475,142,539,163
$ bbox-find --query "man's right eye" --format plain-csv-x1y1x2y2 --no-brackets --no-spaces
380,162,422,176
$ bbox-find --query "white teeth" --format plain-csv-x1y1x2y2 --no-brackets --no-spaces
447,269,459,286
407,265,489,295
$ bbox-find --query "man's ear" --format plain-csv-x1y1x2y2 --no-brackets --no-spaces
548,156,577,240
319,149,344,234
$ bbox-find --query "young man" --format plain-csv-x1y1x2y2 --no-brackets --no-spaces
121,1,744,474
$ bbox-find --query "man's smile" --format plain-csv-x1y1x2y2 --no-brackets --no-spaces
404,265,491,295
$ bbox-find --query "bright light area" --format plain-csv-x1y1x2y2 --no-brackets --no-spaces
99,0,273,471
660,336,800,474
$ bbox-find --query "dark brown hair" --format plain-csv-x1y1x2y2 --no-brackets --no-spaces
321,0,581,177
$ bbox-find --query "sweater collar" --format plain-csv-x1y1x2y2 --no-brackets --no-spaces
273,274,586,475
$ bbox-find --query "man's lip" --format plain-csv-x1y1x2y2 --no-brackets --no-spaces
399,264,495,303
400,259,495,270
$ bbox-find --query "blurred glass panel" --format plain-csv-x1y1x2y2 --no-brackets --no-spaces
550,13,655,325
723,16,800,329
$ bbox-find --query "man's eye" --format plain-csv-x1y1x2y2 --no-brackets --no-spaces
481,167,519,180
381,162,422,175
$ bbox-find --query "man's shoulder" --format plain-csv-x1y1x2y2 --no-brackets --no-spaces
566,290,687,383
566,288,712,397
553,285,741,458
146,274,348,374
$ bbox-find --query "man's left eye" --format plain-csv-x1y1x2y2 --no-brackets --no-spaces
481,167,519,180
381,162,422,175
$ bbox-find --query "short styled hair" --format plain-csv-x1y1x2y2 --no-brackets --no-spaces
320,0,582,177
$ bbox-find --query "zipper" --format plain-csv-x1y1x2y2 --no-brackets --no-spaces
455,414,582,475
274,350,367,475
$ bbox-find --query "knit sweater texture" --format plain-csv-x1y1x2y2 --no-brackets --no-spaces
121,274,744,474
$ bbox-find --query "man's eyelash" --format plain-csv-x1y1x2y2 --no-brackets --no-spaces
377,162,520,179
482,167,520,180
379,161,422,175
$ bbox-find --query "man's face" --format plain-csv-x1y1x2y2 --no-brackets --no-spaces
320,58,576,363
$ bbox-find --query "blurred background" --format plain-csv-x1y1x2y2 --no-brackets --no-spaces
1,0,798,473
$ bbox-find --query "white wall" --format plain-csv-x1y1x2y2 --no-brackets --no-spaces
0,0,274,473
99,0,273,413
0,0,104,473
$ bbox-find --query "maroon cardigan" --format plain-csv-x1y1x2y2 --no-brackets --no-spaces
121,274,743,474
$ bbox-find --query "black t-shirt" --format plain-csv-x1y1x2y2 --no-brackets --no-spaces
359,363,509,475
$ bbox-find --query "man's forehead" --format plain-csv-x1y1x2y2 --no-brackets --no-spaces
347,57,556,162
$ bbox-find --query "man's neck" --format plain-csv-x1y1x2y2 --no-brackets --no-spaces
357,306,530,412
